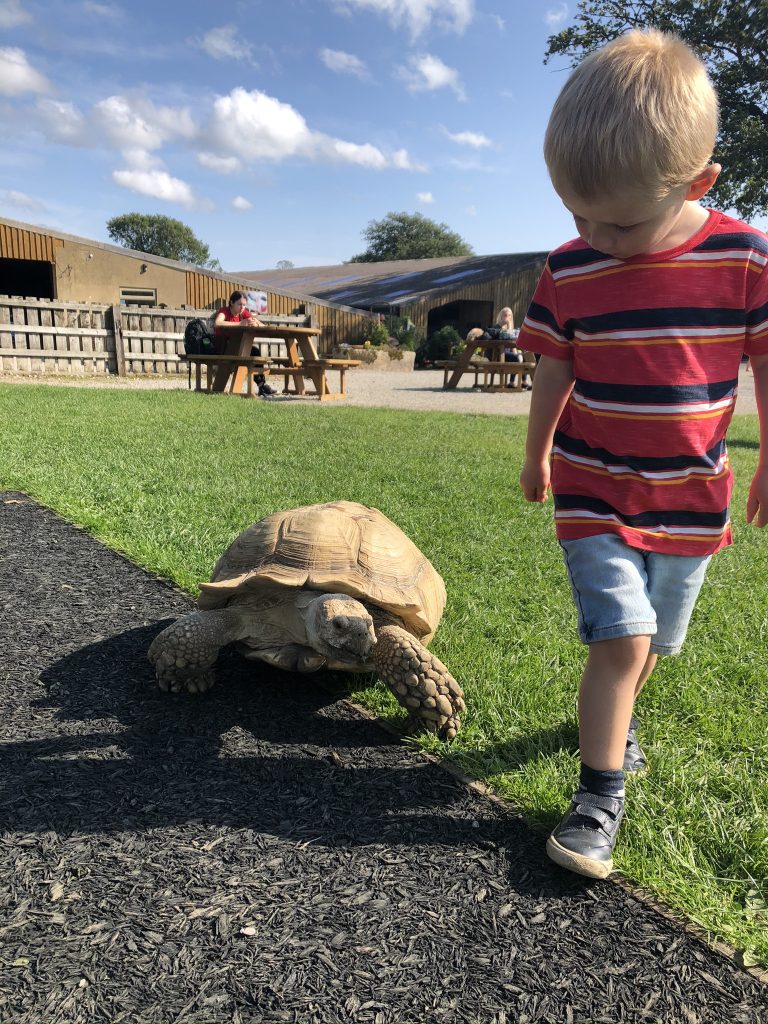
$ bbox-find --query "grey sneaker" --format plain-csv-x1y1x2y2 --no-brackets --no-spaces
546,789,625,879
624,716,648,775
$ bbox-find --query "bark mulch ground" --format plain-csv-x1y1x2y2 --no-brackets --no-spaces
1,492,766,1024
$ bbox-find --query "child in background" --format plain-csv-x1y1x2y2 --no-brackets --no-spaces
517,30,768,878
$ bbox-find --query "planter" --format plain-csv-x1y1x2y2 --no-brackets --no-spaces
336,347,416,372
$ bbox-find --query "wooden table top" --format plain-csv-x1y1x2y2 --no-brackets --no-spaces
216,322,319,338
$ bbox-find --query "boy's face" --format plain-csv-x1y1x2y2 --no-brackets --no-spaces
559,187,692,260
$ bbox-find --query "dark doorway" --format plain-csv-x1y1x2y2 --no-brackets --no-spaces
427,299,493,340
0,258,56,300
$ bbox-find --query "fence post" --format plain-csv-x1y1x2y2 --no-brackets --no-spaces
111,305,126,377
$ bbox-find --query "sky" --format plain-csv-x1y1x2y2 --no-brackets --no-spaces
1,0,761,275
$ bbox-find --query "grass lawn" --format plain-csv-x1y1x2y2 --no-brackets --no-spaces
1,381,767,968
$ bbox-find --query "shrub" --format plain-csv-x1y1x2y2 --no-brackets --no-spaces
357,317,390,347
416,325,464,366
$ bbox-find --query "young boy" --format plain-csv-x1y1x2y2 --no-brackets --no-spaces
517,29,768,879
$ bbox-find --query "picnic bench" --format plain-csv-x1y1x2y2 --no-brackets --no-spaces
186,353,272,397
442,338,536,391
208,323,360,400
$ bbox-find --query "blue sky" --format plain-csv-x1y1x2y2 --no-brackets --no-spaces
2,0,760,274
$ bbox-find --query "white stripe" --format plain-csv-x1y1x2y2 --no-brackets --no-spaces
522,317,567,344
573,325,741,341
675,249,768,268
747,317,768,336
551,258,622,281
553,446,728,480
554,509,728,536
571,392,735,415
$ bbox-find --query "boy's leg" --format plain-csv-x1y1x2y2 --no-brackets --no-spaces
578,634,651,770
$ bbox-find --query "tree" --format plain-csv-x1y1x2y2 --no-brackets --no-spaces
544,1,768,220
349,212,473,262
106,213,222,270
276,259,295,269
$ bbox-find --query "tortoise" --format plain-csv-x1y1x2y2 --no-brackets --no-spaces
148,500,465,739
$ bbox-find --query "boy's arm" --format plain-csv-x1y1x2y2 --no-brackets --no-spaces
746,352,768,527
519,354,575,503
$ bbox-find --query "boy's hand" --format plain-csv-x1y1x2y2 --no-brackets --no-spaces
746,466,768,527
520,458,551,503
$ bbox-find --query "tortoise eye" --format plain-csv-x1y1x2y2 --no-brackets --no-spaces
333,618,344,630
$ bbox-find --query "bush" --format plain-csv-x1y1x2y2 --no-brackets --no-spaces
383,316,423,352
357,317,390,347
416,325,464,366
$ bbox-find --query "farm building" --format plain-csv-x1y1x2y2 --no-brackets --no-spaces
0,215,549,353
238,252,549,338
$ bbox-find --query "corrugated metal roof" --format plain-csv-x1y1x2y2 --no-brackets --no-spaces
236,252,549,309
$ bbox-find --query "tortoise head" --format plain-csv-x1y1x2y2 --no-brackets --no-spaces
301,593,376,664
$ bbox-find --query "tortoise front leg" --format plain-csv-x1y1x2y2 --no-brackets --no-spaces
148,608,249,694
373,625,465,741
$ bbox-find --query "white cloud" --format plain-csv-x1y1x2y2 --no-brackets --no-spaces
199,24,254,63
397,53,465,100
416,191,433,203
120,147,165,171
391,148,427,171
0,1,31,29
465,204,477,216
545,3,568,28
82,1,121,16
232,195,252,210
0,47,49,95
337,0,474,39
93,95,196,151
1,189,46,212
208,87,417,170
197,151,242,174
112,168,195,206
319,48,367,78
443,128,491,148
37,99,88,144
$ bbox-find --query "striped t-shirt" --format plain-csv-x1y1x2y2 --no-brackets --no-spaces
517,210,768,556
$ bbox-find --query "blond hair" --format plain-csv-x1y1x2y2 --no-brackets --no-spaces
544,29,718,201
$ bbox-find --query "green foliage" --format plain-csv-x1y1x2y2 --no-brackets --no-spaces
544,0,768,220
0,383,767,965
349,211,474,262
417,324,464,365
106,213,222,269
357,317,390,347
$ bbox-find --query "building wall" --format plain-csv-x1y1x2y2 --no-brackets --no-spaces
54,239,189,306
398,260,546,337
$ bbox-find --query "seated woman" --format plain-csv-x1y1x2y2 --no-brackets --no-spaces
467,307,532,389
213,291,276,396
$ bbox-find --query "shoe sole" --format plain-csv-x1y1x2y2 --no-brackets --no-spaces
546,835,614,879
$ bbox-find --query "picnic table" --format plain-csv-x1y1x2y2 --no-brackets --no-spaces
187,323,361,400
441,337,536,392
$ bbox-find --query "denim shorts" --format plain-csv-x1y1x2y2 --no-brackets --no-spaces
559,534,711,655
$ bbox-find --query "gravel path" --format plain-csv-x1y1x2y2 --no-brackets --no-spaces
0,364,758,416
1,493,766,1023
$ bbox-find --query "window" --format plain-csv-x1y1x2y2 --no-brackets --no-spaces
120,287,157,306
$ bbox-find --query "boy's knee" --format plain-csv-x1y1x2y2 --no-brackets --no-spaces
587,634,652,670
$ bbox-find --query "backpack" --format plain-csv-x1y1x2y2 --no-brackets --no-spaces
183,318,215,356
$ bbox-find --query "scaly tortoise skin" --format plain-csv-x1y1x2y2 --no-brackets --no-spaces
148,500,465,739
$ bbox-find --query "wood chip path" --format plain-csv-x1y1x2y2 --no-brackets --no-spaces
1,494,766,1023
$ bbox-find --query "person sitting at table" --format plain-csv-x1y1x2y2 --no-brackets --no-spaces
468,307,532,389
213,291,276,396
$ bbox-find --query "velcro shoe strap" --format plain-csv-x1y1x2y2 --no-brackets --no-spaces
574,791,623,821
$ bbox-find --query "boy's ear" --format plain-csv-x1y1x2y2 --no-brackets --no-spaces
685,163,721,201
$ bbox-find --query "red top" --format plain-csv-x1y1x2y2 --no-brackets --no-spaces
517,210,768,556
213,305,251,337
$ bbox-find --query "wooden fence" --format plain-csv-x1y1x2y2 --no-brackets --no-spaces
0,296,324,376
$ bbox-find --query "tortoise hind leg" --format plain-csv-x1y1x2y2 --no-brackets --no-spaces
373,624,465,741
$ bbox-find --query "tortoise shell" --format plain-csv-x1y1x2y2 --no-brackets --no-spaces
197,500,446,640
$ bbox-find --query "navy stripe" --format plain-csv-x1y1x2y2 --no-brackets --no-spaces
554,494,728,529
574,378,737,405
548,247,606,273
696,231,768,258
553,431,725,472
566,306,746,334
747,301,768,327
526,301,571,339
